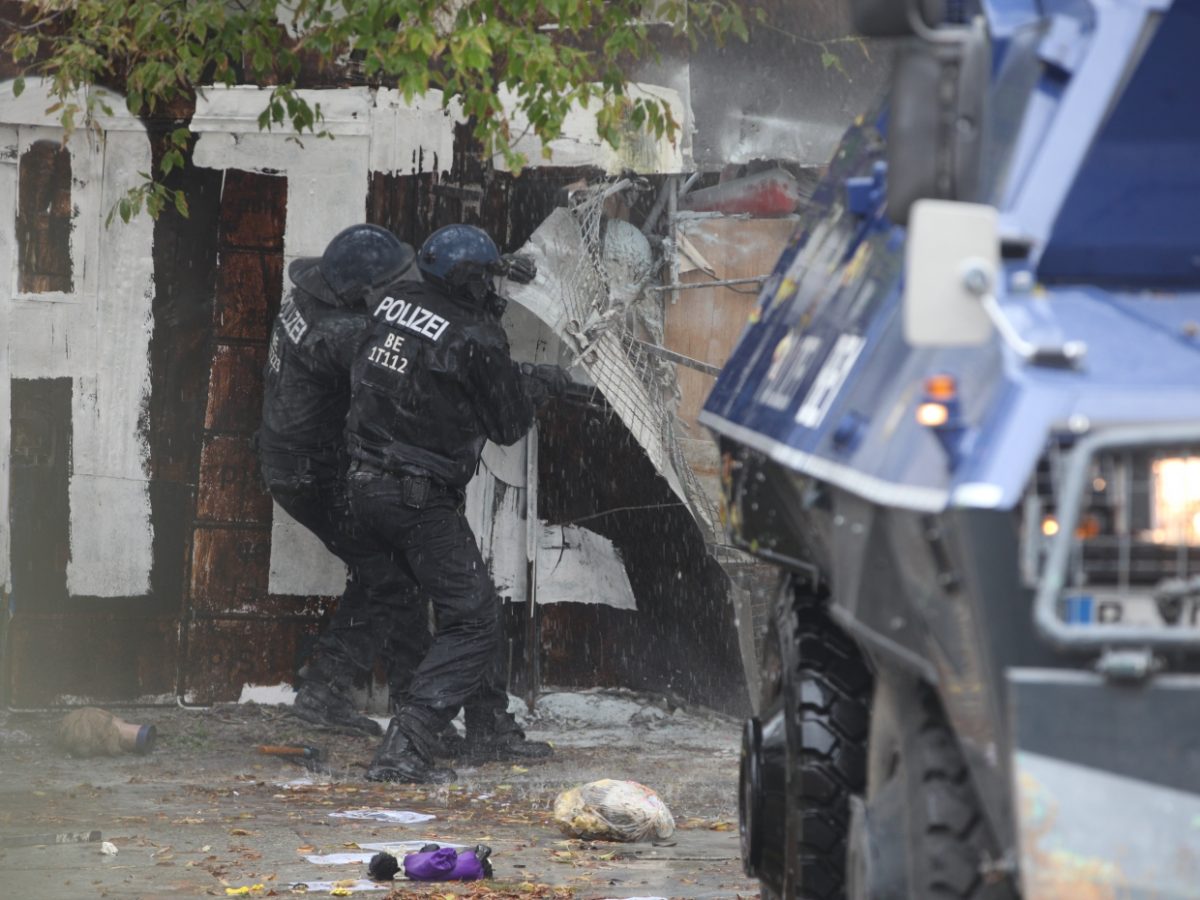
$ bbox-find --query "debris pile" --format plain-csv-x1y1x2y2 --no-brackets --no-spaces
553,779,675,842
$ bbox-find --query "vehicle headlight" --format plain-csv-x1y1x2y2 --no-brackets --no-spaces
1022,443,1200,590
1148,456,1200,546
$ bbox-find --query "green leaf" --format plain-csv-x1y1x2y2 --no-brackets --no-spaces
160,148,185,176
821,49,846,76
12,76,24,98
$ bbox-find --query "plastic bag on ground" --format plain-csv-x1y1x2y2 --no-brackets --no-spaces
403,844,491,881
552,779,675,842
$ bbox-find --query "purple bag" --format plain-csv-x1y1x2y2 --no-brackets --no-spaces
403,844,492,881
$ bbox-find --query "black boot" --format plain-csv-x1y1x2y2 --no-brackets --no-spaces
292,681,382,737
460,710,552,764
388,696,465,758
366,718,457,784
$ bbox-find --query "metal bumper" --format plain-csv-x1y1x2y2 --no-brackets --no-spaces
1009,669,1200,899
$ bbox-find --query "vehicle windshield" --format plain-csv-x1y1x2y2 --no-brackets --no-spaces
1039,6,1200,287
978,22,1045,207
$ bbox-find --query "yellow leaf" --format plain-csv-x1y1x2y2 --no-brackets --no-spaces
511,765,529,774
329,891,350,898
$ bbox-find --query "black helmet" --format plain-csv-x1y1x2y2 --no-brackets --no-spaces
289,224,415,307
417,224,501,303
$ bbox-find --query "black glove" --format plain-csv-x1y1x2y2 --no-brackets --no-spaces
496,253,537,285
367,852,400,881
519,362,571,406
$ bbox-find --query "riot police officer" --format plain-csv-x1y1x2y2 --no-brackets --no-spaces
259,223,429,736
346,224,560,783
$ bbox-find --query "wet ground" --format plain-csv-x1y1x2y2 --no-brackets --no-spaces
0,689,757,899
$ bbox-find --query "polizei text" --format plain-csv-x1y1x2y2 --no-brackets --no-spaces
373,294,450,341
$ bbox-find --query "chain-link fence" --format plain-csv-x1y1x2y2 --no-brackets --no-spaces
511,178,720,542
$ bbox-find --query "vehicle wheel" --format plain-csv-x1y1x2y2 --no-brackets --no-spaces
850,676,1014,900
740,574,872,899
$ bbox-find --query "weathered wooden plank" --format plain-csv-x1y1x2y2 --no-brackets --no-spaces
214,249,284,341
7,615,177,706
217,169,287,251
16,141,72,293
9,378,71,613
203,343,266,433
182,618,323,704
188,526,272,614
196,435,272,524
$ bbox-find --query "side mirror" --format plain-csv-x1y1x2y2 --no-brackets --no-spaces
903,199,997,347
886,17,990,224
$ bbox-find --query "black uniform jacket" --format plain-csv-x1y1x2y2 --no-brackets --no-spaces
260,287,370,463
346,280,534,487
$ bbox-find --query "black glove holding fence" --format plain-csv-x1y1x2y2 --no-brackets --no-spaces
519,362,571,406
493,254,537,285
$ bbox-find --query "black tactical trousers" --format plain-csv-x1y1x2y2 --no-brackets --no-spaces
260,454,430,694
348,468,509,730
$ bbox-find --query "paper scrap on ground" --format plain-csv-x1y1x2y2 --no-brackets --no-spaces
276,777,315,790
328,809,435,824
303,852,376,865
100,841,118,856
358,841,465,855
290,880,389,893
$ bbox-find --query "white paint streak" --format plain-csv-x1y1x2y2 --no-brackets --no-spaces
67,107,155,596
68,475,153,595
268,501,347,596
238,682,298,705
537,524,637,610
464,449,636,610
495,82,688,174
464,453,529,601
1,80,155,598
369,88,459,175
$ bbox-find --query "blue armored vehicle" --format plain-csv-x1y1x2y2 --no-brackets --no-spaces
704,1,1200,897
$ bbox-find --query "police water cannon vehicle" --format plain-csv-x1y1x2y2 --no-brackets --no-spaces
701,1,1200,897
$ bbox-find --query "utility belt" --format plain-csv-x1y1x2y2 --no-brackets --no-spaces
349,457,463,509
256,429,344,474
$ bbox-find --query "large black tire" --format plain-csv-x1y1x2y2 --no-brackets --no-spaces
742,574,872,899
850,676,1014,900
